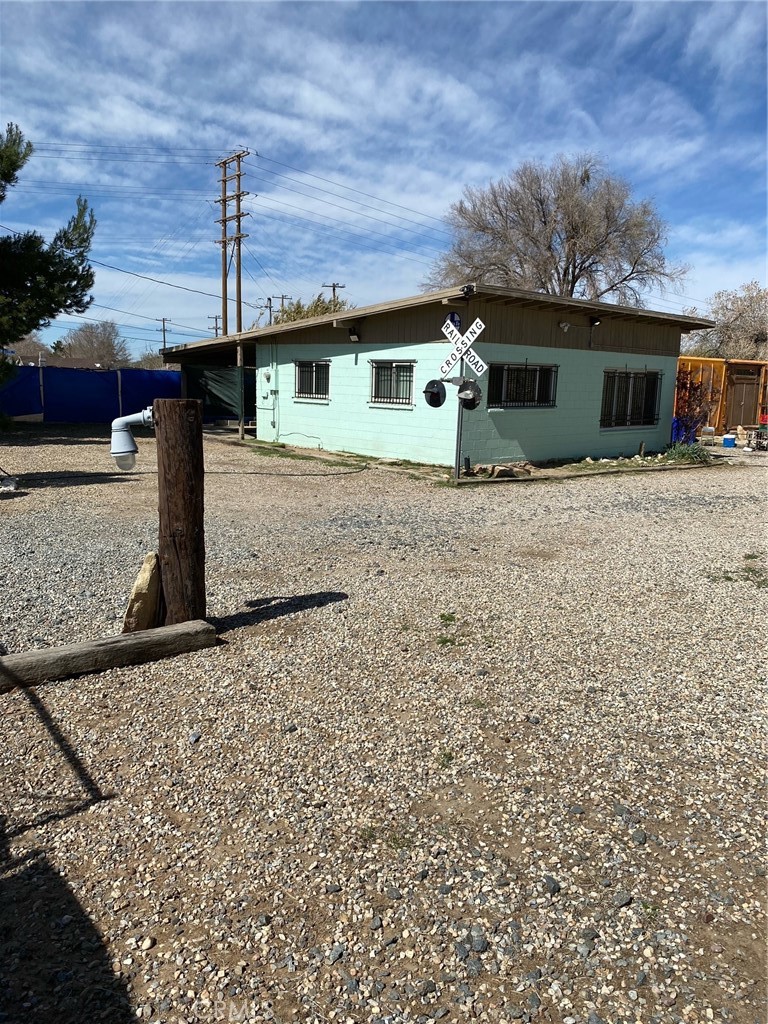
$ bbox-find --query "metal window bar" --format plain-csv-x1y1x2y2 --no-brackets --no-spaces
295,361,329,399
372,363,413,404
488,365,558,408
600,371,661,427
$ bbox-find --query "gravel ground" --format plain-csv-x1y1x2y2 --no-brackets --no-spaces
1,427,766,1024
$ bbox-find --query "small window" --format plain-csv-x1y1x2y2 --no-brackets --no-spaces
371,362,414,405
488,364,558,408
295,360,329,399
600,370,662,427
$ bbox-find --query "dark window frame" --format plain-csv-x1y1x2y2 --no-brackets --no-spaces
600,369,662,428
487,363,559,409
370,361,415,406
294,360,330,400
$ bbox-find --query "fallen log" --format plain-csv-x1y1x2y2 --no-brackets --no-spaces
0,620,217,693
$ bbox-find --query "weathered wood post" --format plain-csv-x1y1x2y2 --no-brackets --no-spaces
154,399,206,624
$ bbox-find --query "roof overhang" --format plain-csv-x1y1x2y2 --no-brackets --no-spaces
163,283,714,361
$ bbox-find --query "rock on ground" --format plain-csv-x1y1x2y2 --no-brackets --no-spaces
0,427,765,1024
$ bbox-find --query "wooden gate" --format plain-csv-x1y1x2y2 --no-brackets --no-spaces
726,372,761,428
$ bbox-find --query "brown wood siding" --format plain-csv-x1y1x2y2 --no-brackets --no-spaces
170,296,684,364
461,300,681,356
345,300,683,357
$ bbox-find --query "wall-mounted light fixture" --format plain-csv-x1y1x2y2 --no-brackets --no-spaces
588,316,602,348
348,326,360,343
559,321,570,332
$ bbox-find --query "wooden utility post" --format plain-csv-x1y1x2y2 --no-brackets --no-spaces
237,342,245,440
154,399,206,624
215,150,250,337
157,317,170,353
323,282,345,302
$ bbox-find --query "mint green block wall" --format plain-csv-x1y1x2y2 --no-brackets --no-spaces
255,341,457,464
460,344,679,463
255,340,679,464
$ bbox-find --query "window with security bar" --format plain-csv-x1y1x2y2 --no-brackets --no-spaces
600,370,662,427
487,364,558,408
371,362,414,405
295,361,330,399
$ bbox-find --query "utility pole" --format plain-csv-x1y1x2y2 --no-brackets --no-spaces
157,317,170,353
215,150,250,335
323,282,346,303
272,294,293,311
208,314,221,338
265,297,274,326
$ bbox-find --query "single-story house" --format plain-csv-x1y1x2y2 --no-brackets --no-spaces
164,284,712,467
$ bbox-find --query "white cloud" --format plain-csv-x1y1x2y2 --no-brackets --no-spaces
684,1,767,85
2,0,763,346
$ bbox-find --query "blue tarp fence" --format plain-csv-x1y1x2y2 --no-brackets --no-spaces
0,367,181,423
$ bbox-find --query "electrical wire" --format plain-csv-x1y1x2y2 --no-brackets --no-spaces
246,204,433,268
7,143,723,318
243,167,449,245
33,141,449,231
90,303,215,334
35,142,225,156
85,256,261,309
247,194,444,257
250,151,450,227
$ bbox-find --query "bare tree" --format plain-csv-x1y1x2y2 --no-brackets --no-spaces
425,153,688,306
682,281,767,361
9,331,50,364
56,321,131,367
134,346,176,370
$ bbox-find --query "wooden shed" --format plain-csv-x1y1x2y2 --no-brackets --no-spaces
675,357,768,435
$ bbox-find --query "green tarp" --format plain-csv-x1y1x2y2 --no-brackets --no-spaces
183,366,256,421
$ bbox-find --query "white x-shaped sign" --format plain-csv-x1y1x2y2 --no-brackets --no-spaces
439,317,488,378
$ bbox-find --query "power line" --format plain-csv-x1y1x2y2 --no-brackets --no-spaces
242,241,286,294
29,155,215,166
87,256,262,308
43,311,207,341
0,222,257,310
90,303,214,334
16,181,211,200
31,143,450,233
246,194,445,256
109,203,214,314
243,206,434,268
243,166,449,244
251,152,450,227
35,142,226,155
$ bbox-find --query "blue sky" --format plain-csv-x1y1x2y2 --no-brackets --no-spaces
1,0,765,358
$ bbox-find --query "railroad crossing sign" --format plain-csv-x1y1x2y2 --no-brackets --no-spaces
440,317,488,377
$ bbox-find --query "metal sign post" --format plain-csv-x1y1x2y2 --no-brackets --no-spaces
453,354,466,480
439,318,487,478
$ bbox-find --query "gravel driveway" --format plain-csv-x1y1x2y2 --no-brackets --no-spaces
1,427,766,1024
